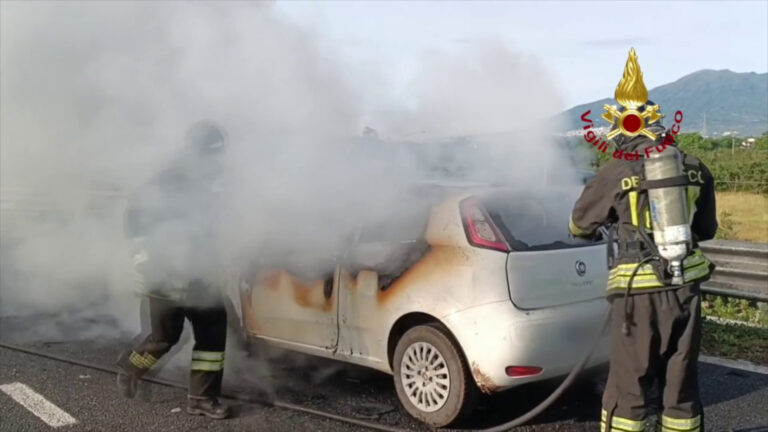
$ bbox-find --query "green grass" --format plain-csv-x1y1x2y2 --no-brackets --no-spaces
700,295,768,365
702,295,768,327
701,320,768,365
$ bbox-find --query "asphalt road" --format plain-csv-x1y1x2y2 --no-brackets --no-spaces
1,315,767,432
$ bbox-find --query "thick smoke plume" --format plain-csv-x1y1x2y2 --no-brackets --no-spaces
0,1,581,345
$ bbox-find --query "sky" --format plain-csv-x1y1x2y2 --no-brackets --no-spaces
274,0,768,110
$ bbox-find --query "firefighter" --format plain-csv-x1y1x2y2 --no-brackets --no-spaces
569,50,717,432
116,120,231,419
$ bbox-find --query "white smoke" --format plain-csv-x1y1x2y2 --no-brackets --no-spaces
0,1,581,341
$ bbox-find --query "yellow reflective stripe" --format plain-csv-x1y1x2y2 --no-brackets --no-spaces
143,353,158,366
569,216,589,236
684,264,710,282
600,410,645,432
191,351,225,361
662,415,701,431
190,360,224,372
611,415,646,431
128,352,146,369
661,427,699,432
682,251,707,267
607,265,711,290
606,250,711,290
610,262,656,275
644,208,651,229
608,279,662,289
129,352,157,369
629,191,639,226
610,256,707,277
608,279,663,289
609,254,708,276
687,186,700,224
609,269,657,279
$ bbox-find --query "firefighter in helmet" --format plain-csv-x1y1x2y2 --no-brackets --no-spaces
117,120,231,419
569,49,717,432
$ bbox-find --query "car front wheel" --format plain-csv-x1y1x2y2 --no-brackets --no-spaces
393,324,478,427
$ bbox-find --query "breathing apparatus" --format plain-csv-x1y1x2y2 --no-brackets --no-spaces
642,145,693,285
611,129,694,337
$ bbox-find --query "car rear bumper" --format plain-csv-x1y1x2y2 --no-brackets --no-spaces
441,298,611,394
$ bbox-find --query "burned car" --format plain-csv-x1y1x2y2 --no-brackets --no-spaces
226,183,610,427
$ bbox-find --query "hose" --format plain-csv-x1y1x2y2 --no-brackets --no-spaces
480,256,653,431
622,255,658,336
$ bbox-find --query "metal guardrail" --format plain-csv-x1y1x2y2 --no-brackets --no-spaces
700,240,768,302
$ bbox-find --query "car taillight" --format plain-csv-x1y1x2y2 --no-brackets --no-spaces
460,197,510,252
505,366,543,377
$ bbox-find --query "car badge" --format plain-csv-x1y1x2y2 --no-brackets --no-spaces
575,260,587,277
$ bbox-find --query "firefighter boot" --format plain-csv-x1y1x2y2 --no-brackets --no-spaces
186,395,231,419
116,371,138,399
116,351,140,399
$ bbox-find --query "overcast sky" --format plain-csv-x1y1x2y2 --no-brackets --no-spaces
274,0,768,110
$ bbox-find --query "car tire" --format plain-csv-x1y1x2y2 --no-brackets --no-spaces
393,323,479,427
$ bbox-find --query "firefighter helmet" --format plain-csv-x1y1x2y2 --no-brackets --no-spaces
185,120,227,156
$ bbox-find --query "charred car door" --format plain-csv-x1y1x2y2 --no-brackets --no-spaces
238,252,339,351
337,207,430,363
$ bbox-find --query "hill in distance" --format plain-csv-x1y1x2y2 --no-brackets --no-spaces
560,69,768,137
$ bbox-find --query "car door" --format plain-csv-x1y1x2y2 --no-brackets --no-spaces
239,251,339,351
337,208,430,362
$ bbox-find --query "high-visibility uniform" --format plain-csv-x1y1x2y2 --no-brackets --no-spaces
119,151,228,399
569,132,718,432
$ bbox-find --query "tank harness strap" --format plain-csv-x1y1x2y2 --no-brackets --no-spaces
606,224,618,270
621,189,662,336
640,174,690,191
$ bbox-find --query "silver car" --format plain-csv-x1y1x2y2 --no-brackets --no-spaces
227,184,610,427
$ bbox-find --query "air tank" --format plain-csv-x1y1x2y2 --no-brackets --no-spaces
643,146,692,285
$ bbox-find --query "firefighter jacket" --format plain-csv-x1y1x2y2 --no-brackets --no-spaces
124,153,225,301
569,133,718,296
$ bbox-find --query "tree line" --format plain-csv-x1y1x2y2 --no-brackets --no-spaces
565,132,768,194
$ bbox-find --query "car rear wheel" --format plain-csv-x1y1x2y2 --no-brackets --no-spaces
393,324,478,427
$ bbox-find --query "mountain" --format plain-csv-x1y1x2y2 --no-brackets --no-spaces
559,70,768,137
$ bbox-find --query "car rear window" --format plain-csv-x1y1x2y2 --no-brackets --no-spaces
478,187,604,251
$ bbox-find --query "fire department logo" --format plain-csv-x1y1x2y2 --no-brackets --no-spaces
602,48,662,140
575,260,587,277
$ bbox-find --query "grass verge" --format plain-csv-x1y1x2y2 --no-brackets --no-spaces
714,191,768,242
701,320,768,365
701,295,767,365
702,296,768,327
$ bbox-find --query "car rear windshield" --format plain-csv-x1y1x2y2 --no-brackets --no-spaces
478,187,604,251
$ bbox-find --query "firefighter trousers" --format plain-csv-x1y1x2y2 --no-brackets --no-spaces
601,284,703,432
119,296,227,398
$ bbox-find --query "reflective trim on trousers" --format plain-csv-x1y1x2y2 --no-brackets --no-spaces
191,350,225,361
190,360,224,372
129,351,158,370
190,351,225,372
601,409,645,432
660,414,701,432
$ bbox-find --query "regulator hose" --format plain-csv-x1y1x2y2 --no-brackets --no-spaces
480,253,656,431
479,306,612,432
